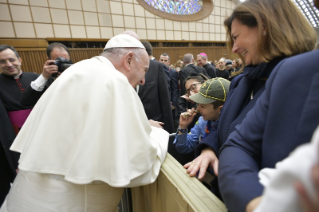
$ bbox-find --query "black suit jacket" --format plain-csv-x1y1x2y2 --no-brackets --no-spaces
138,60,174,133
0,99,19,203
203,63,217,78
179,64,209,95
20,77,54,106
163,65,179,107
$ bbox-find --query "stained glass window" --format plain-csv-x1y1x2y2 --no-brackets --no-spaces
144,0,203,15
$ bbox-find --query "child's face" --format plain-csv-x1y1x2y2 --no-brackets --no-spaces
197,103,221,121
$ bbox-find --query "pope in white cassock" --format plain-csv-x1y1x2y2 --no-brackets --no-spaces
0,34,169,212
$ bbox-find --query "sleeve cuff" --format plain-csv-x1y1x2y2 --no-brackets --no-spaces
30,74,48,91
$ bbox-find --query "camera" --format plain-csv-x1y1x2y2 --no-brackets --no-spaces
51,57,73,77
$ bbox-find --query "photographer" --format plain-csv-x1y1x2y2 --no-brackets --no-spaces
21,42,72,106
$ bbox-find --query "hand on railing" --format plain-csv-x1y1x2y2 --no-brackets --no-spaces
184,147,219,179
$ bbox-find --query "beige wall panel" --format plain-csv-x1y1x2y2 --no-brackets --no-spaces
112,15,124,27
156,19,164,30
122,3,134,16
215,6,221,15
0,4,11,21
70,25,86,38
135,17,145,28
31,7,51,23
8,0,28,5
84,12,98,26
189,32,196,40
145,10,154,18
124,16,135,28
147,29,156,40
146,18,155,29
0,0,7,2
181,31,189,40
34,23,54,38
100,27,113,39
215,33,221,41
173,21,180,30
122,0,132,3
164,19,172,30
99,13,112,27
82,0,96,12
110,1,122,14
215,0,220,6
136,29,146,39
221,33,226,41
209,15,214,24
68,10,84,25
134,4,144,17
210,24,214,33
203,23,209,33
50,9,69,24
165,30,173,40
48,0,66,9
196,22,203,32
96,0,110,13
86,26,100,38
221,8,226,17
174,31,181,40
210,33,215,41
53,24,71,37
181,22,188,31
66,0,82,10
221,0,226,7
113,27,124,36
10,5,32,22
189,22,195,31
157,30,165,40
203,16,209,23
203,32,209,41
14,22,35,37
0,21,15,37
215,16,221,24
30,0,48,7
196,32,203,40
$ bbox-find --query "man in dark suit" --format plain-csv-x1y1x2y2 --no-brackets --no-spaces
179,53,209,96
197,52,216,78
0,99,19,205
139,41,174,133
160,53,179,130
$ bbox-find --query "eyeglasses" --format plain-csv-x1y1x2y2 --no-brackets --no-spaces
186,82,202,95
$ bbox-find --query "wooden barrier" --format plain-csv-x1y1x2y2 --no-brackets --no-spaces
131,154,226,212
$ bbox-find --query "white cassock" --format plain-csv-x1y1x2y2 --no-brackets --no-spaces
0,56,169,212
254,126,319,212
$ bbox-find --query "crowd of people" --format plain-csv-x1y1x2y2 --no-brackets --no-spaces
0,0,319,211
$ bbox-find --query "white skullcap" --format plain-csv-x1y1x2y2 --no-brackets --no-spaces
104,34,145,50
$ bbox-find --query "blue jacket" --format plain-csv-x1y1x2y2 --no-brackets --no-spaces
174,116,218,154
219,50,319,212
195,57,284,159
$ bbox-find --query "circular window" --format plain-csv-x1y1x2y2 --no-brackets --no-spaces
137,0,214,21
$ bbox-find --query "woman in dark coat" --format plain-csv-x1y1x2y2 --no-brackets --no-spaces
184,0,317,211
